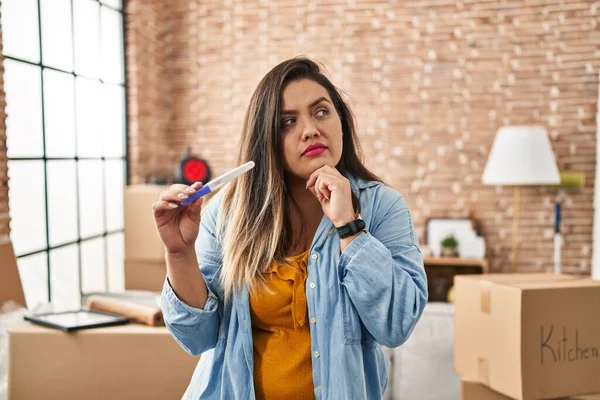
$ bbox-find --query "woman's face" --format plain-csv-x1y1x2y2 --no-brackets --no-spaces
279,79,344,181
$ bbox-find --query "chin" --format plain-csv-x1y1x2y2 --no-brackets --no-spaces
286,155,341,180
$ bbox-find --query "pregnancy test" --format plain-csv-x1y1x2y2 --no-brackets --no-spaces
181,161,255,206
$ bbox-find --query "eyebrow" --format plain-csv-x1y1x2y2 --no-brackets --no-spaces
281,97,332,115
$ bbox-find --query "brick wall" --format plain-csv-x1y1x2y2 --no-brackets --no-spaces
126,0,600,273
125,0,171,184
0,1,9,245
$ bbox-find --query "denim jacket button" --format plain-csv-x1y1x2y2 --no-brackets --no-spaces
309,282,316,289
311,253,318,260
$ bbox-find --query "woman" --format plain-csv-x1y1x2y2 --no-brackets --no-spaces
155,57,427,400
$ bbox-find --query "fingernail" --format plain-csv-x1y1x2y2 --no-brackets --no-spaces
178,193,189,200
169,203,178,208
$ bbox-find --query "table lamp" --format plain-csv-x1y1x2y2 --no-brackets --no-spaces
482,126,560,272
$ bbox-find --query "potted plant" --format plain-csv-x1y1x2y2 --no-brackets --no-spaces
440,235,459,257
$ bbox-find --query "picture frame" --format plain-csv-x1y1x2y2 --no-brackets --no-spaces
425,217,480,257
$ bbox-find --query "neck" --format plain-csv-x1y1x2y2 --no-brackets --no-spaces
285,173,324,253
285,172,323,216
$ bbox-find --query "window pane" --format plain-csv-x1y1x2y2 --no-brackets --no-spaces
105,160,124,231
44,69,76,157
103,84,125,157
81,237,106,294
18,252,48,309
8,161,47,256
78,160,105,237
47,160,78,247
101,7,124,84
101,0,122,10
107,232,124,291
4,60,43,158
50,244,80,311
73,0,100,78
1,0,40,63
40,0,73,71
75,77,103,157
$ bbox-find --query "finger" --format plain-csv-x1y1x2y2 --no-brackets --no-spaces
180,182,207,206
321,164,338,175
310,165,339,185
308,185,325,202
308,186,321,201
306,166,326,189
315,175,332,201
160,182,201,203
152,200,179,218
187,182,204,205
319,183,331,201
168,183,197,195
160,191,189,203
319,171,346,190
187,196,204,223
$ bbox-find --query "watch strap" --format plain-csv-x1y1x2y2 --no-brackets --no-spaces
336,218,366,239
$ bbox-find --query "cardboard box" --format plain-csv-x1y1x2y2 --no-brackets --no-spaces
460,379,600,400
8,323,199,400
124,185,168,262
454,273,600,400
124,259,167,292
0,241,26,308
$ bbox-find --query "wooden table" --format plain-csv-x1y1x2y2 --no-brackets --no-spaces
423,256,488,302
423,256,489,273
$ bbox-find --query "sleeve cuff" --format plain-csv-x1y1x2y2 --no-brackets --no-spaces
338,231,371,276
161,276,219,319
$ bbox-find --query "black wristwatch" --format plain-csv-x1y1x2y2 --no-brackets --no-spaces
336,218,366,239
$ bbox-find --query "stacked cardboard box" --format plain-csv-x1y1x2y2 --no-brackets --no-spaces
0,241,26,309
8,323,199,400
2,239,199,399
124,185,169,292
460,379,600,400
454,273,600,400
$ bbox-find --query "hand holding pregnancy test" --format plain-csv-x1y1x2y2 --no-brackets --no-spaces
153,161,255,255
181,161,255,206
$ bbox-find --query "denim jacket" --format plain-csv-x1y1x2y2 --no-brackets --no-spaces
161,175,428,399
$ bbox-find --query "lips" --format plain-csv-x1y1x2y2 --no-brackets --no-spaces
303,142,327,156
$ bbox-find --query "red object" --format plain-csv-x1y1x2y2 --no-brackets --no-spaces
182,159,209,183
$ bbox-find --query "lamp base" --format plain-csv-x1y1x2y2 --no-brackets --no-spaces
511,186,521,273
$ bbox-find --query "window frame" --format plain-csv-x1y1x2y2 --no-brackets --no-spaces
3,0,129,306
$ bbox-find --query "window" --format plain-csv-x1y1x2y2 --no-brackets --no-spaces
2,0,127,310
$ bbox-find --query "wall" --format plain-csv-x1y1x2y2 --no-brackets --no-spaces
0,1,9,245
126,0,171,185
127,0,600,273
593,68,600,280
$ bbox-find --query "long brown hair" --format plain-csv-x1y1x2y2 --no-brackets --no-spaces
213,56,382,301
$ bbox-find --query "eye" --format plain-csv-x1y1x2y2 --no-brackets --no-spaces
315,108,329,117
281,118,295,127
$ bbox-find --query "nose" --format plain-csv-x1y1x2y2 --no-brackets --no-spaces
302,118,320,141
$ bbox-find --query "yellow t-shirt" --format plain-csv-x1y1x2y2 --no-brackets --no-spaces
249,249,315,400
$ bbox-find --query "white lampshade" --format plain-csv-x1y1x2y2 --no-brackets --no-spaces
482,126,560,186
